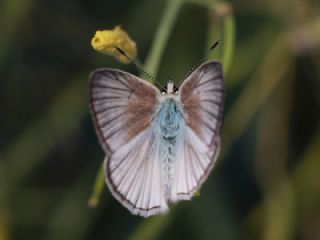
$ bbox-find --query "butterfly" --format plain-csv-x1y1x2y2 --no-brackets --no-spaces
89,60,224,217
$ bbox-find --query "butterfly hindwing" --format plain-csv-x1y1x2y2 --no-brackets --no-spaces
104,129,169,217
171,61,224,200
89,69,169,217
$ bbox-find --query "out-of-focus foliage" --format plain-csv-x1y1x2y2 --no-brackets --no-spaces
0,0,319,239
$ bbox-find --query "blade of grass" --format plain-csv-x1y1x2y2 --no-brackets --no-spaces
221,35,294,158
255,64,296,240
0,0,34,69
3,75,88,182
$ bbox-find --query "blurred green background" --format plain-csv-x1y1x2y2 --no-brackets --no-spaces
1,0,320,239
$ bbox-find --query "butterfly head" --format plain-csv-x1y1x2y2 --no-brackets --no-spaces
167,77,174,94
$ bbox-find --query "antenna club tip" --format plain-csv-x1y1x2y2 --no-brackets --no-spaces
210,40,221,50
114,46,125,54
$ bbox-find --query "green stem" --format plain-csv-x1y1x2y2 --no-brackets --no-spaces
207,2,235,75
207,10,223,60
88,161,105,208
221,13,235,75
144,0,184,78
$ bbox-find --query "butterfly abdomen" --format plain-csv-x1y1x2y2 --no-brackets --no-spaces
152,96,185,201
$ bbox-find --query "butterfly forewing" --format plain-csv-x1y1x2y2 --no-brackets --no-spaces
171,61,224,201
180,61,223,146
89,69,169,217
89,69,160,154
104,129,169,217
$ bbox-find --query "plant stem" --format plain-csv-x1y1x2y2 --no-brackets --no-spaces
221,13,235,75
207,2,235,75
88,161,105,208
144,0,184,79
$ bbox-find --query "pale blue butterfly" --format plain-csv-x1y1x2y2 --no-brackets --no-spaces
89,43,224,217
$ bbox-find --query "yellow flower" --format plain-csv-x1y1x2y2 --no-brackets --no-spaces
91,26,137,63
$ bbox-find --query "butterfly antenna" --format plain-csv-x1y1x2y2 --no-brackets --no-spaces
176,40,221,89
114,46,164,90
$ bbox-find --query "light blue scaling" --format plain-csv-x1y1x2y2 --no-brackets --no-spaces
151,95,185,200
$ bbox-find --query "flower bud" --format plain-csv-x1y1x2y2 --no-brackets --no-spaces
91,26,137,63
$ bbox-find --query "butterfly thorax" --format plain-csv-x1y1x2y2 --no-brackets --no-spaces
152,96,185,200
156,96,182,138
